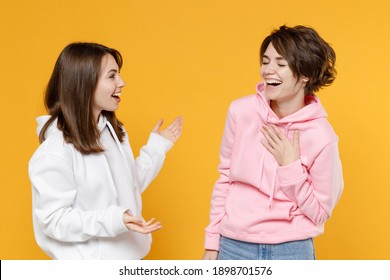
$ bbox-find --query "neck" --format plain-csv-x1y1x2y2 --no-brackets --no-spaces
93,110,101,124
270,98,306,118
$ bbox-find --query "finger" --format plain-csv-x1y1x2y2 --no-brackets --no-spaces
140,222,163,233
268,124,286,142
260,138,274,154
165,117,178,130
166,117,183,141
143,218,156,226
262,125,279,144
147,222,162,230
123,214,144,225
261,127,277,148
127,223,162,234
166,116,183,131
144,224,162,234
170,123,183,136
126,218,162,232
152,119,163,133
269,124,284,140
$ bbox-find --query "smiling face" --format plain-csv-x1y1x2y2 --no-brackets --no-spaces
260,43,308,117
92,53,125,122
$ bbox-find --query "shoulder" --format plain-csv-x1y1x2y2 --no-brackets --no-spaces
227,94,258,117
299,97,339,146
229,94,257,109
310,118,338,143
300,118,339,158
30,130,75,166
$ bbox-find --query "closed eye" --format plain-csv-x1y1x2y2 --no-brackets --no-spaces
107,69,119,79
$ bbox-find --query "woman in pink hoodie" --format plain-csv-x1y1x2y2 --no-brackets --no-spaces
203,25,343,260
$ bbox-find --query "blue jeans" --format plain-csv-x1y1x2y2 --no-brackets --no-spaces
217,236,316,260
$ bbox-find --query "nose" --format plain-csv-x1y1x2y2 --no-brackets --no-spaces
262,64,276,75
118,75,125,88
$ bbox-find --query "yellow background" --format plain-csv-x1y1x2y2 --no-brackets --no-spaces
1,0,389,260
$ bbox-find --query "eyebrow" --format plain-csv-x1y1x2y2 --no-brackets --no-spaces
104,69,118,76
263,55,286,61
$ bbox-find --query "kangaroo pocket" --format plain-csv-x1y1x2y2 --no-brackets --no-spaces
222,182,301,236
99,231,151,259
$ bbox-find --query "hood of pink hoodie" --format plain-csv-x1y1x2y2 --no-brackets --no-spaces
256,82,327,126
255,82,328,207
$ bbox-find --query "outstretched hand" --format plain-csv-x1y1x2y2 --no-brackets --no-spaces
152,116,183,143
261,124,300,166
122,212,162,234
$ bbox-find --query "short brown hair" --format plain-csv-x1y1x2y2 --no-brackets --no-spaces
260,25,336,95
39,42,125,154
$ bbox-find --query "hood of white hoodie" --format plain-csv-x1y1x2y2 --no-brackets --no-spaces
256,82,327,125
36,115,56,137
34,114,130,202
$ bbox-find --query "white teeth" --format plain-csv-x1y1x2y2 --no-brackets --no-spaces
112,93,121,97
266,79,282,85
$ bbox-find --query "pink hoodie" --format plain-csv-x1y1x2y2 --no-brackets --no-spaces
204,82,344,250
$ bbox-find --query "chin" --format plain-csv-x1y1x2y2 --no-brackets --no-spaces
265,91,277,100
104,108,118,113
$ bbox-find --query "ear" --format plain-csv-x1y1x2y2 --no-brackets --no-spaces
302,76,309,83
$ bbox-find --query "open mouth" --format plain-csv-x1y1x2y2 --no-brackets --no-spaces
112,92,121,100
266,79,282,87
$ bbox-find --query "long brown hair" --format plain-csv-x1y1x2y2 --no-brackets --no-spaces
260,25,336,96
39,42,125,154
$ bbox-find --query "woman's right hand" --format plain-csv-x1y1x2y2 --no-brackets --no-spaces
202,249,218,260
152,116,183,143
122,212,162,234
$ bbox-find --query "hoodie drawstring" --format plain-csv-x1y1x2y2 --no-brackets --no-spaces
106,122,127,160
285,122,293,135
267,122,292,209
268,162,278,209
106,121,135,178
106,121,141,215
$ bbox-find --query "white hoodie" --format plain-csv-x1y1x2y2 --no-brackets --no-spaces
28,115,173,259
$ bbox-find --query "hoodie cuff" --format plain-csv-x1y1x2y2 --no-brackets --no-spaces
204,232,220,251
111,206,130,235
148,132,174,154
277,159,306,185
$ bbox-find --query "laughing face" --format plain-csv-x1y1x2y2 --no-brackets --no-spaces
92,53,125,122
260,43,308,116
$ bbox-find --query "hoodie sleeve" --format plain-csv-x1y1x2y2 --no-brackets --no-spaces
277,139,344,225
135,132,174,193
204,105,235,251
29,153,129,242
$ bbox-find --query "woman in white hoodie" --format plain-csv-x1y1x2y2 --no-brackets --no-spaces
29,42,183,259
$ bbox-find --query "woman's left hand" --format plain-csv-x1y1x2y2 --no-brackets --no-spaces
122,212,163,234
261,124,300,166
152,116,183,143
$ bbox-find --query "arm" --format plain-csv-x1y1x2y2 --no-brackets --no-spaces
205,106,235,251
261,125,343,225
135,116,183,193
29,154,129,242
278,140,343,225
